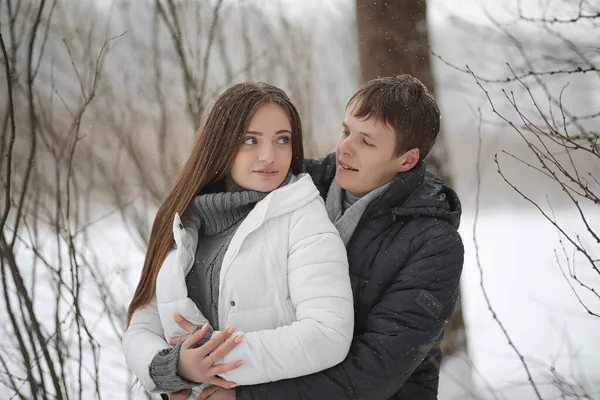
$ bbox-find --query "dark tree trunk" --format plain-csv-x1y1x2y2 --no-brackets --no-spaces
355,0,467,358
356,0,433,90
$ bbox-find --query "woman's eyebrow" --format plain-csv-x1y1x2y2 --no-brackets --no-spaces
246,130,292,135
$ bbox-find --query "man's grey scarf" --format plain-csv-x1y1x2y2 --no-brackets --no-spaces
325,178,392,245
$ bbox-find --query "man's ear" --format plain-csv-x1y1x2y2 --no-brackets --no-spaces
396,148,420,173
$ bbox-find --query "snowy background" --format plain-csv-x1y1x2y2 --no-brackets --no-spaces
2,0,598,399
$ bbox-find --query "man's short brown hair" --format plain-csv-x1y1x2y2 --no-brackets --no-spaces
347,75,440,160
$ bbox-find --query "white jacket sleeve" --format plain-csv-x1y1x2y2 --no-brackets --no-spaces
122,246,211,394
156,248,211,340
122,296,167,393
217,197,354,384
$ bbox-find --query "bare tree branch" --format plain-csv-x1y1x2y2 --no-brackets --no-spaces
472,109,544,399
517,0,600,24
0,32,17,233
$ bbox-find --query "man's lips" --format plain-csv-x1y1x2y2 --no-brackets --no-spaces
338,161,358,172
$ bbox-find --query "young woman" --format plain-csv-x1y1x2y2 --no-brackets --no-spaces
122,82,353,399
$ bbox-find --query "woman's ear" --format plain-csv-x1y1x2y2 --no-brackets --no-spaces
396,148,420,173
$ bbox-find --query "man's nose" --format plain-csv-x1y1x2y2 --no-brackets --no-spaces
338,136,355,157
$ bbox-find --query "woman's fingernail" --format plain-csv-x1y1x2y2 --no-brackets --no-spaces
173,313,182,322
230,384,238,388
234,334,245,343
236,360,245,367
227,326,236,334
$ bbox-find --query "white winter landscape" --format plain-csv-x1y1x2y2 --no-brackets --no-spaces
2,0,598,399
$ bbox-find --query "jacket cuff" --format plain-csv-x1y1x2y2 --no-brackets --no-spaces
149,341,200,392
195,324,214,347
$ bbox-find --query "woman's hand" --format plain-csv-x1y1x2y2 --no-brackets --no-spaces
176,323,245,389
198,387,236,400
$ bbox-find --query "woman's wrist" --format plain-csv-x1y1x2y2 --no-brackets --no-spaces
149,341,201,392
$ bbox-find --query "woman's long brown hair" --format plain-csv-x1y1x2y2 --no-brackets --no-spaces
126,82,304,325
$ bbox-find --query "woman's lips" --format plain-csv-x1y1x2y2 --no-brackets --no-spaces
253,170,279,176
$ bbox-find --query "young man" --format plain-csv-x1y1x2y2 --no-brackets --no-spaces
183,75,464,400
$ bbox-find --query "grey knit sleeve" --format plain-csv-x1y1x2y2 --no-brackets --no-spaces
149,341,198,392
148,325,214,393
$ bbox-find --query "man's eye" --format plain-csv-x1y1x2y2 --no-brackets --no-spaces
278,136,291,144
243,137,257,145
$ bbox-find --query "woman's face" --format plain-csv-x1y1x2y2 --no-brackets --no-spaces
229,103,293,192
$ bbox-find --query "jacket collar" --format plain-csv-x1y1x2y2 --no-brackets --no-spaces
365,162,426,217
172,173,319,252
307,153,461,229
365,162,462,228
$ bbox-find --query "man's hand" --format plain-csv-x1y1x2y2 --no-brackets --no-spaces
167,388,192,399
176,321,245,389
168,313,201,346
198,387,236,400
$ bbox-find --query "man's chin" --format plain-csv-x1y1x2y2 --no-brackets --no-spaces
336,175,375,197
335,174,351,191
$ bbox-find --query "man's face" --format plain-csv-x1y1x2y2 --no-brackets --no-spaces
335,105,414,196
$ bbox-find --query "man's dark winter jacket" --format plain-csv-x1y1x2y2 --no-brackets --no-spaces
237,153,464,400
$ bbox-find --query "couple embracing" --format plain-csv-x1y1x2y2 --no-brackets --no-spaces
123,75,464,400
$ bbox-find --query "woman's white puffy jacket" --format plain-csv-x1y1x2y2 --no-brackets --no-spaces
122,174,354,393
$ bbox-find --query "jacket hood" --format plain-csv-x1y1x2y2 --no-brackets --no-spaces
366,162,462,229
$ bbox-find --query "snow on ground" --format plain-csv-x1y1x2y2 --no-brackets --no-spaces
440,209,600,399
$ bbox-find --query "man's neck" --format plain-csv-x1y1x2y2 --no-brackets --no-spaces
342,190,362,212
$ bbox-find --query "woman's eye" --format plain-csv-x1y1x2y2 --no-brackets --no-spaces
243,137,257,145
278,136,291,144
363,139,375,147
342,130,350,137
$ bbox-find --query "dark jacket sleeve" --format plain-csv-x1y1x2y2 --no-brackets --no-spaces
303,153,337,199
236,221,464,400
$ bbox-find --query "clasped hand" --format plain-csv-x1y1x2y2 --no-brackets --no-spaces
167,314,244,399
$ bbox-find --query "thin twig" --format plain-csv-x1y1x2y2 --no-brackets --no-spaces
0,31,17,233
432,52,598,83
472,110,543,399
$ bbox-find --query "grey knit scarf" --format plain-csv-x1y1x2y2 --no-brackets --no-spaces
325,178,392,245
193,190,266,236
193,172,294,235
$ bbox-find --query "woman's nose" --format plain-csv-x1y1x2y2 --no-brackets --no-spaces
258,143,275,163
